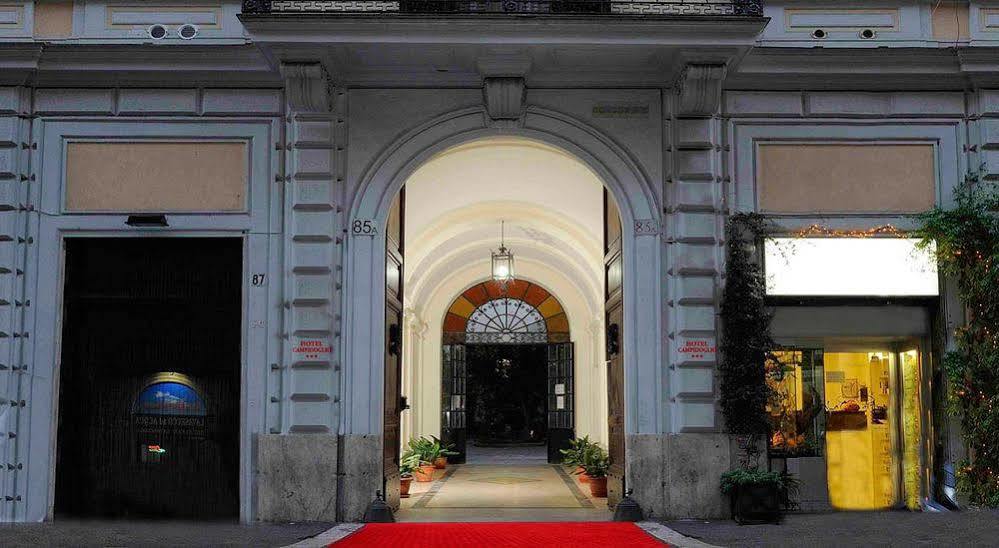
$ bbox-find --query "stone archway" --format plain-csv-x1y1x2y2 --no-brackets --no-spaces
340,106,663,519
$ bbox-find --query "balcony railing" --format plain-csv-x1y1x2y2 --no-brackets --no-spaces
241,0,764,17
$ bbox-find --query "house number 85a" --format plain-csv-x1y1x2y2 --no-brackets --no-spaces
351,219,377,235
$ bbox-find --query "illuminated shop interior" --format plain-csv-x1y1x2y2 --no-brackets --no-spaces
769,345,925,510
765,236,936,511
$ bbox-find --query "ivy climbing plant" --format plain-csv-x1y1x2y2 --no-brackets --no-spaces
916,171,999,507
719,213,777,465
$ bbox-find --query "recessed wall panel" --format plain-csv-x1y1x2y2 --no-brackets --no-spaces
65,141,247,212
757,143,936,213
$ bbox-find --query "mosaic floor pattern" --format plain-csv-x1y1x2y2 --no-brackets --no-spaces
414,464,592,509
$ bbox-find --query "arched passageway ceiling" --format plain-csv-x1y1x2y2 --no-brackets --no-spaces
408,250,602,323
406,200,602,266
404,202,603,306
404,137,605,251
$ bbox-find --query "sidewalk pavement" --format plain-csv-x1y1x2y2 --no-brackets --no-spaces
0,519,334,547
665,509,999,548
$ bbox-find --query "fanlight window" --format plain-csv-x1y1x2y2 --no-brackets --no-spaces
444,279,569,344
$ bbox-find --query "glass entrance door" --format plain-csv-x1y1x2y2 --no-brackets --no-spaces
823,342,925,510
823,349,898,509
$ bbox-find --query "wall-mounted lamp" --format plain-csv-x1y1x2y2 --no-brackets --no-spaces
125,214,169,227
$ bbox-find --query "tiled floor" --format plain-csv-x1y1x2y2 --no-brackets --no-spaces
465,444,549,465
397,464,613,522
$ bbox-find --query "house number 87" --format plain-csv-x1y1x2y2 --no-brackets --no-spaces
252,274,266,286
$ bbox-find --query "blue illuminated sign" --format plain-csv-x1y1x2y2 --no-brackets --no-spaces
134,381,206,416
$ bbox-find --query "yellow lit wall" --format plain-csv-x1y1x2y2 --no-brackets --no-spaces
824,352,895,510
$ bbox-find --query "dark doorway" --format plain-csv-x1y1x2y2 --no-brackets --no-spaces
55,238,242,519
466,344,548,452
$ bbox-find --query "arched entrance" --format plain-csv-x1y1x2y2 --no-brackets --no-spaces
441,279,574,464
342,109,663,517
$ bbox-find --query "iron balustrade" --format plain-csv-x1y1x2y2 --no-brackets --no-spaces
241,0,763,17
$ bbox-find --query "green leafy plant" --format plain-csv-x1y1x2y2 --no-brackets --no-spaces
431,436,459,458
718,213,799,516
559,436,594,467
720,213,778,460
404,437,438,464
581,445,610,479
400,451,422,477
916,170,999,507
719,469,798,497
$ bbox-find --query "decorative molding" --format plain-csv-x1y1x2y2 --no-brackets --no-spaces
634,218,660,236
477,53,532,78
676,64,727,117
403,307,428,338
280,62,331,113
483,77,525,122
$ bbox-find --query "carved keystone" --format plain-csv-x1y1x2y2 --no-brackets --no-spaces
483,77,526,121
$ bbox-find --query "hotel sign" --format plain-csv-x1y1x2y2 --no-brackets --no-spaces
678,337,717,363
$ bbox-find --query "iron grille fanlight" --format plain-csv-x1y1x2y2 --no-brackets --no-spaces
491,220,515,283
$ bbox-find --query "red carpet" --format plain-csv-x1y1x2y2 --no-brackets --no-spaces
331,522,667,547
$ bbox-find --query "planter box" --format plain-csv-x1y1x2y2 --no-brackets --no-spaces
730,483,781,525
786,456,831,512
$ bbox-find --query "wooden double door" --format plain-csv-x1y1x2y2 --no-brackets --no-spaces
604,190,626,507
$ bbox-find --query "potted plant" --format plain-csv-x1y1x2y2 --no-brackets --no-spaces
430,436,458,469
560,436,592,481
405,438,438,482
580,444,610,497
399,451,420,498
720,468,797,524
717,214,797,523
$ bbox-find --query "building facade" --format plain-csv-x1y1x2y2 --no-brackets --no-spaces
0,0,987,523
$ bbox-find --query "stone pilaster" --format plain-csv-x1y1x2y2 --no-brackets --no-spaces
667,64,726,434
257,63,343,522
0,86,32,522
277,62,341,435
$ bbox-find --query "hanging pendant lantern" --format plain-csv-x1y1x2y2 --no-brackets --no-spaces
491,220,515,283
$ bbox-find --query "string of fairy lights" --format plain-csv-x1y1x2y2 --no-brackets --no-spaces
789,223,909,238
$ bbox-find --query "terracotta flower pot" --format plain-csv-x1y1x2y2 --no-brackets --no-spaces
588,476,608,497
434,456,448,469
400,476,413,498
413,464,436,482
577,468,590,483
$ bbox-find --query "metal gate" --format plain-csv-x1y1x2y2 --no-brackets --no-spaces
441,343,467,463
55,238,241,519
547,342,574,463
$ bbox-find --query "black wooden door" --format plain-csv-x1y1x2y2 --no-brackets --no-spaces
604,190,626,507
547,342,574,463
441,343,467,463
384,189,405,509
55,238,241,519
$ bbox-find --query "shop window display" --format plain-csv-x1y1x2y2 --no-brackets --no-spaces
768,350,825,457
